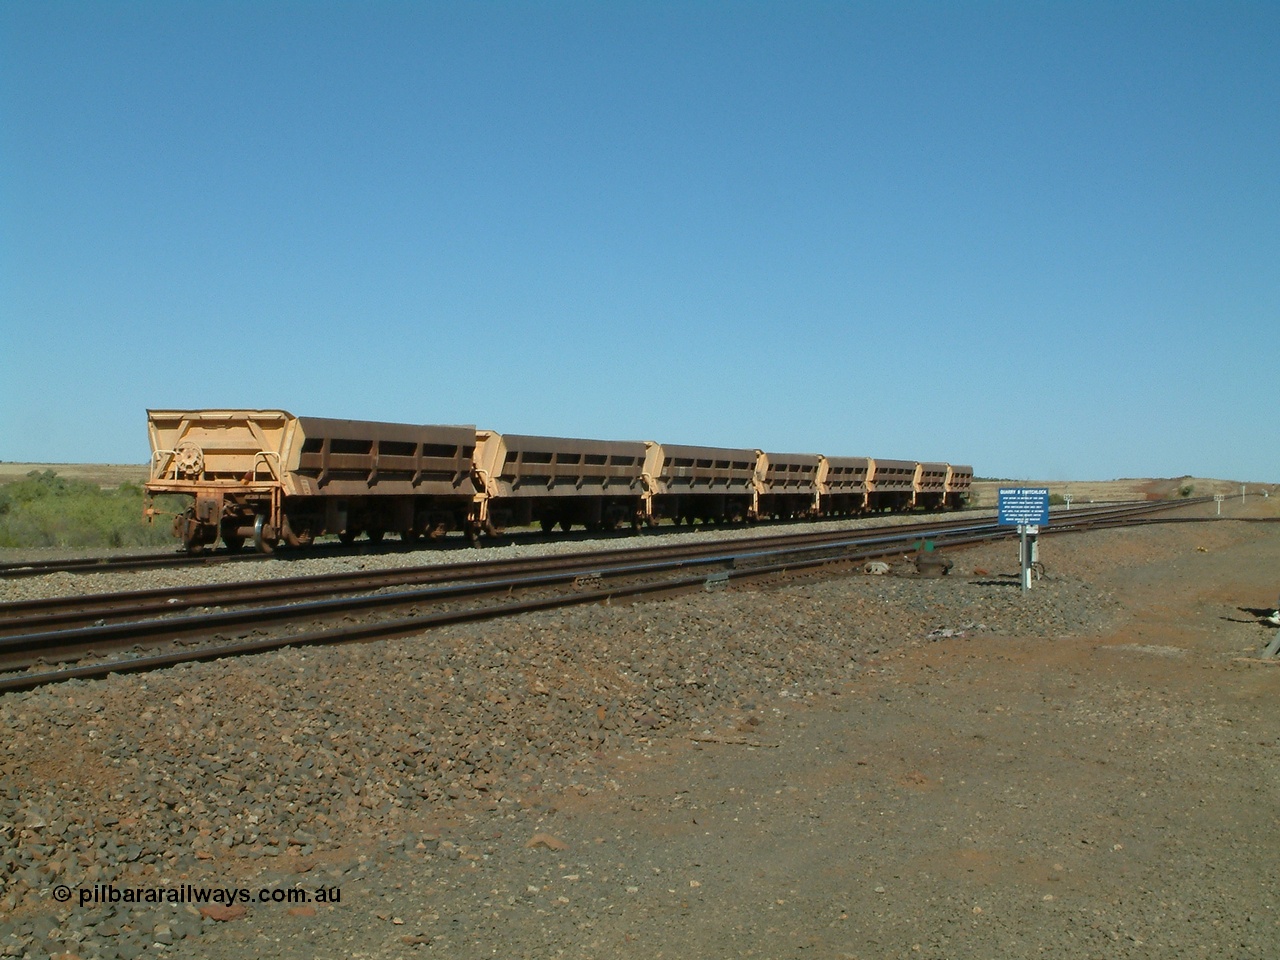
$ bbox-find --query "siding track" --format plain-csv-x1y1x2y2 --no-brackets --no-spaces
0,501,1218,693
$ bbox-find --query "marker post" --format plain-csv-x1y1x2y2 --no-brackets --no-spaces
1018,524,1040,592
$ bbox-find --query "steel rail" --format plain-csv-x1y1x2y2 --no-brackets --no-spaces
0,496,1198,579
0,500,1189,634
0,523,1005,659
0,550,271,579
0,516,1009,633
0,498,1209,694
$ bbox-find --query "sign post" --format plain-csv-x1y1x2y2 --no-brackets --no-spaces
998,488,1050,593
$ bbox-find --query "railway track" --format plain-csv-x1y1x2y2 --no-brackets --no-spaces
0,513,1013,631
0,499,1182,579
0,500,1213,694
0,548,272,579
0,536,492,579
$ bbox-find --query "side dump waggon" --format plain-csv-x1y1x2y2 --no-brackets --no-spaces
146,410,478,552
648,443,761,525
944,464,974,509
471,431,650,533
866,458,917,512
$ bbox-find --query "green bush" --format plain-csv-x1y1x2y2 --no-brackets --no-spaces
1179,484,1195,497
0,470,181,549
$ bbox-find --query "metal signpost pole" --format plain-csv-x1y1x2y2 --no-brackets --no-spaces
1019,524,1030,593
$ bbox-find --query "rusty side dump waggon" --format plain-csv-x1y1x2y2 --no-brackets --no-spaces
145,409,971,552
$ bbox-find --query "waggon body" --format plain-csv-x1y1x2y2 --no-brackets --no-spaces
818,456,871,515
944,464,974,508
757,452,822,519
146,410,477,551
471,431,650,532
913,462,950,510
647,443,761,525
866,458,917,512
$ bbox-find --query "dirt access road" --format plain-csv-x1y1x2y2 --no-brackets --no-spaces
485,515,1280,959
3,498,1277,960
172,501,1280,960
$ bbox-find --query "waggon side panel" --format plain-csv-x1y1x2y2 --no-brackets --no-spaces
867,458,917,493
945,464,974,492
821,456,871,494
478,432,649,499
759,452,823,493
291,418,477,498
654,444,762,494
914,462,949,494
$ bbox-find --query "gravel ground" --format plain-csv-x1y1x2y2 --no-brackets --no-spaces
1,500,1277,959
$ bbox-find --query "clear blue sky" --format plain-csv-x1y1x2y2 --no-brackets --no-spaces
2,1,1276,481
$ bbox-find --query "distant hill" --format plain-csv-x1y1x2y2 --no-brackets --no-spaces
970,477,1277,506
0,463,149,489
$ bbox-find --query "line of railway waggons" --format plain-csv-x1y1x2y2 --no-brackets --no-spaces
144,410,973,554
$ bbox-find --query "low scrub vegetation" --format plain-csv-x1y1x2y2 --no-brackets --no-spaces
0,470,179,549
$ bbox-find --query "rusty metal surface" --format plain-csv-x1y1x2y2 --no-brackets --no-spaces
945,464,974,493
821,456,871,493
915,462,948,493
759,452,823,493
0,513,1002,634
653,444,761,493
475,432,649,499
293,417,476,497
867,458,917,493
146,409,293,479
144,410,976,549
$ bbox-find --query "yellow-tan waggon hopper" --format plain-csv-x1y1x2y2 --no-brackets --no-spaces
145,410,477,552
470,430,651,533
757,452,822,520
944,464,974,508
866,458,916,512
818,456,871,516
913,462,949,510
646,443,762,525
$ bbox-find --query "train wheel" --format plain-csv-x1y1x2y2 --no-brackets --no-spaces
540,518,555,534
559,518,573,532
253,515,277,555
366,529,385,544
339,529,359,545
223,535,245,553
177,508,210,554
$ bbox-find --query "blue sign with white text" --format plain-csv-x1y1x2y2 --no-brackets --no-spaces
998,488,1050,526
